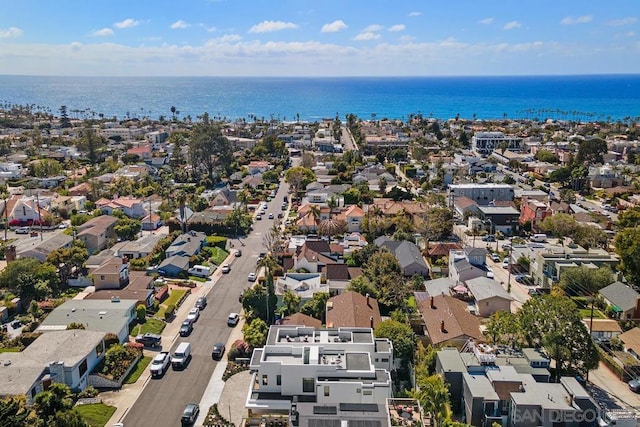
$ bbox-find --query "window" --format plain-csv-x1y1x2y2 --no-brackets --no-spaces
78,359,88,377
363,390,372,396
262,375,268,385
276,375,281,386
324,386,330,397
100,275,105,281
381,358,389,363
302,378,314,393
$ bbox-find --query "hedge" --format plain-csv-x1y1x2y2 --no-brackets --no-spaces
205,235,228,249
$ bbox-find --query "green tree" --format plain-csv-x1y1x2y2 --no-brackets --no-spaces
0,397,29,427
136,304,147,322
51,410,89,427
346,275,379,299
242,318,269,348
540,213,577,239
615,227,640,285
280,289,301,316
34,383,73,420
423,206,453,240
300,292,329,320
189,119,233,181
28,300,43,321
46,240,89,286
0,258,60,302
534,149,560,163
576,138,607,165
32,159,64,178
558,265,614,296
374,319,416,361
616,206,640,229
114,216,141,241
485,310,520,346
285,166,316,193
573,224,607,252
363,250,408,309
241,285,269,323
518,295,598,379
410,374,451,427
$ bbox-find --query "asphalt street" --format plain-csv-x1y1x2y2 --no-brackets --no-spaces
123,180,289,427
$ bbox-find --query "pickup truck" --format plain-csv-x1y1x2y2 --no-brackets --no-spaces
150,351,170,378
135,333,162,347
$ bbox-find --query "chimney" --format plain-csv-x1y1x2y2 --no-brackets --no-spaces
370,316,374,328
366,293,371,307
440,320,445,332
430,296,435,309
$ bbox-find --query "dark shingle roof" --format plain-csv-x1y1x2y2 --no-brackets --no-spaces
599,281,640,312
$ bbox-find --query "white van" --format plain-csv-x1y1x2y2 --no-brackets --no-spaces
530,233,547,243
171,342,191,370
188,265,211,278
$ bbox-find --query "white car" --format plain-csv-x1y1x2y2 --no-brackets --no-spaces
502,259,510,269
187,307,200,323
268,213,274,219
227,313,240,327
221,264,230,274
247,272,257,282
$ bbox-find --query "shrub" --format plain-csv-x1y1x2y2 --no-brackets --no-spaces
102,344,139,380
165,304,176,320
104,333,119,349
17,332,41,347
205,236,228,249
77,386,99,399
227,340,251,361
136,304,146,322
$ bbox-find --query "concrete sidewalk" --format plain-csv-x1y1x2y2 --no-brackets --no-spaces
104,252,237,426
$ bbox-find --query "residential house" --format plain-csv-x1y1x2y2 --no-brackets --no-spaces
343,205,365,232
51,195,87,214
453,196,480,218
583,318,622,342
531,247,619,289
76,215,118,254
85,271,154,308
140,213,162,231
414,292,483,348
126,145,152,161
111,233,164,260
96,196,146,218
91,257,130,291
374,236,429,277
449,248,489,284
34,176,66,189
165,231,206,258
38,299,137,343
15,232,73,263
464,277,513,317
618,328,640,361
424,277,455,297
326,291,381,329
68,182,92,197
289,240,339,274
476,206,521,235
278,312,322,329
519,198,552,230
599,281,640,320
158,255,191,278
246,326,394,424
471,132,523,156
0,330,106,402
246,160,272,175
448,183,515,206
275,273,327,304
6,195,49,225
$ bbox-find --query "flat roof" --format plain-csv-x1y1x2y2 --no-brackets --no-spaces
463,373,500,400
346,353,371,371
38,299,136,336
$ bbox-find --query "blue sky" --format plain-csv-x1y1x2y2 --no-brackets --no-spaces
0,0,639,76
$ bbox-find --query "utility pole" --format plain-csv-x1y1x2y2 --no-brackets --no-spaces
36,192,43,241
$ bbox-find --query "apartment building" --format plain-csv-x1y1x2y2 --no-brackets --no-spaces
472,132,523,156
449,183,515,206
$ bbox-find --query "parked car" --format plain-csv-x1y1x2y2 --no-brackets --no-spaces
629,377,640,393
221,264,230,274
15,227,29,234
179,320,193,337
172,342,192,370
211,342,226,360
502,243,512,250
268,213,274,219
181,403,200,425
247,272,257,282
255,214,262,220
502,259,510,269
234,249,242,257
227,312,240,327
186,308,200,323
150,351,170,378
135,333,162,347
195,297,207,310
482,235,496,242
491,253,500,262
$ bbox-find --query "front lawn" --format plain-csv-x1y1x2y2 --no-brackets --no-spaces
189,275,207,282
0,347,21,353
74,403,117,427
579,308,605,319
130,317,165,336
155,289,188,319
124,356,152,384
210,247,229,266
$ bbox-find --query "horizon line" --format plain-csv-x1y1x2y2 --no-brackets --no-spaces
1,73,640,79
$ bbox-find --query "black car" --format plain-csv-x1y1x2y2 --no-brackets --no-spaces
135,333,161,347
211,342,226,360
195,297,207,310
179,320,193,337
181,403,200,425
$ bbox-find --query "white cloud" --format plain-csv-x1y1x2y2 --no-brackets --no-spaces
354,31,380,41
479,18,494,25
560,15,592,25
503,21,521,30
608,17,637,26
0,27,23,38
399,35,415,42
91,28,114,37
218,34,242,42
363,24,383,32
249,20,299,33
408,12,421,17
114,18,139,29
199,24,217,32
321,20,348,33
625,31,636,37
388,24,405,32
170,20,190,30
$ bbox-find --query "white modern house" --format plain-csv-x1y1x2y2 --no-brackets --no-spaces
471,132,523,156
246,326,394,423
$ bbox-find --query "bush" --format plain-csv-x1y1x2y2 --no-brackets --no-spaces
205,235,228,249
77,386,99,399
17,332,41,347
102,344,139,380
136,304,146,322
104,333,119,349
164,304,176,320
227,340,251,361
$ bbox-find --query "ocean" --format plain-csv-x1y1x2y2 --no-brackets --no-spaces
1,74,639,123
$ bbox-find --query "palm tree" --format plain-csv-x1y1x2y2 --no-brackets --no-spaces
307,204,321,223
318,217,347,239
0,187,9,241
